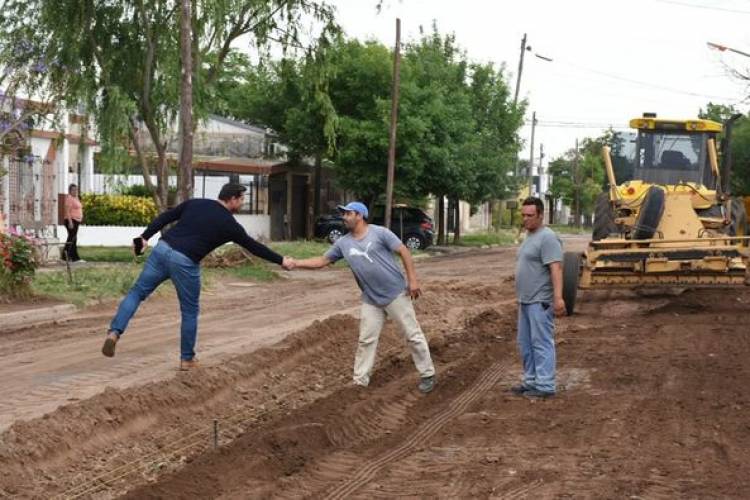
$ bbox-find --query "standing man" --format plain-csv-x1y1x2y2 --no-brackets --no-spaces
293,202,436,393
510,197,565,399
101,183,293,370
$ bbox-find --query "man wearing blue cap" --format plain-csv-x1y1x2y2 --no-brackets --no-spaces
293,201,436,393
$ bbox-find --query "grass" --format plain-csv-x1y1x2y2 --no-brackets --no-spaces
457,230,517,247
78,246,146,262
32,264,145,307
549,224,590,235
268,240,332,259
33,240,353,306
77,241,332,264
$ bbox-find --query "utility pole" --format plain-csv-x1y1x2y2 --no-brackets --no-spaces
513,33,528,178
527,111,537,197
573,138,581,227
513,33,527,107
384,18,401,230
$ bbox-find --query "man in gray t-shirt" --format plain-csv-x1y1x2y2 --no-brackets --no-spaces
510,197,565,399
292,202,436,394
324,224,407,306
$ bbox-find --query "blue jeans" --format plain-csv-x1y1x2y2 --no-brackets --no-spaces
110,241,201,360
517,302,556,393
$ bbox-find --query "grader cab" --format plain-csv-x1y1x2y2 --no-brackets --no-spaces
563,113,750,314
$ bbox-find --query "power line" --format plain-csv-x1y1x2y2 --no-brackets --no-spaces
554,58,743,101
534,121,630,129
655,0,750,14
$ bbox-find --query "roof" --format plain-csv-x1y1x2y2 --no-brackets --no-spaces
196,157,285,175
207,115,269,135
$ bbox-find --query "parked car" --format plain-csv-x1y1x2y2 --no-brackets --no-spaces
315,204,434,250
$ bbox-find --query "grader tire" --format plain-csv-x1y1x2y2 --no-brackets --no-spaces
728,197,749,246
562,251,581,316
633,186,665,240
593,192,618,241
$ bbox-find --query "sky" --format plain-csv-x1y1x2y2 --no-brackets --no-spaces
326,0,750,166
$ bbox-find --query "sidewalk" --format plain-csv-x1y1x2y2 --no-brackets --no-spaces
0,302,77,332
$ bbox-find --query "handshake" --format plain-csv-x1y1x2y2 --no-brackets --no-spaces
282,256,297,271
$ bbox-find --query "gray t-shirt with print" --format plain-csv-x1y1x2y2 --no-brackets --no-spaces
325,225,406,307
515,226,563,304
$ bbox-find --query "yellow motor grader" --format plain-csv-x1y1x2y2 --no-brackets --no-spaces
563,113,749,314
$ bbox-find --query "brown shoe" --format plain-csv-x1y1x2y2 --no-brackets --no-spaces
102,331,119,358
179,358,200,371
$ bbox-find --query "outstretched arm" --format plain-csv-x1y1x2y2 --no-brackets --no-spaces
294,255,333,269
396,244,421,299
234,231,285,266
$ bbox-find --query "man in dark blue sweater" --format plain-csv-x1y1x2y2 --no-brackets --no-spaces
101,183,292,370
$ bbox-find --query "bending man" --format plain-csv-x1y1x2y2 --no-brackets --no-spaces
102,183,292,369
294,202,436,393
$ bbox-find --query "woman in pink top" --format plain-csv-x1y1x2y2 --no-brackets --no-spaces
63,183,84,263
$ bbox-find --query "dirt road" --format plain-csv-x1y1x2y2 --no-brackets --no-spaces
2,235,750,499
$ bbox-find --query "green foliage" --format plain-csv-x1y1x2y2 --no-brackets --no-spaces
0,232,39,298
78,246,149,262
213,27,523,209
548,133,611,223
117,184,154,198
729,118,750,195
699,102,739,123
0,0,339,210
32,264,144,307
699,102,750,196
81,193,158,226
457,230,516,247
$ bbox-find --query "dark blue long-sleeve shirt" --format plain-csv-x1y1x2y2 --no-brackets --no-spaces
141,199,283,265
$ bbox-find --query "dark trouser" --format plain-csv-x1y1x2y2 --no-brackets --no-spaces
63,219,81,262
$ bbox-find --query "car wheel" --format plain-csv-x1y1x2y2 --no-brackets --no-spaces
404,234,425,250
327,227,344,244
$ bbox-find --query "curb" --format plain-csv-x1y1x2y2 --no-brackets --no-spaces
0,304,78,332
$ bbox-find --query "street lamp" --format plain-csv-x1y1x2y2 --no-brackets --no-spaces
707,41,750,59
512,34,554,107
512,34,552,180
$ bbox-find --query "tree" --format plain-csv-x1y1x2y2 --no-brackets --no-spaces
400,28,476,244
0,38,63,166
463,62,524,222
211,27,524,244
0,0,337,211
699,102,750,195
548,135,608,226
177,0,194,204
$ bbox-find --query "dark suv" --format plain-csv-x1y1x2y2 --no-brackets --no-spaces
315,204,434,250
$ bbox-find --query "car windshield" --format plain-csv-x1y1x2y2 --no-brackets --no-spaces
635,131,708,184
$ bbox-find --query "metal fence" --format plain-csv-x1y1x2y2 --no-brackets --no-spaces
5,157,57,231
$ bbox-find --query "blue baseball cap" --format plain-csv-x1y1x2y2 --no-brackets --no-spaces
337,201,369,219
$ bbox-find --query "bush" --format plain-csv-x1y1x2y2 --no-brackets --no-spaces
0,231,39,298
81,193,158,226
117,185,179,206
117,184,154,198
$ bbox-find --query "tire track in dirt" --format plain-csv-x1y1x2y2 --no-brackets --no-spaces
2,247,572,499
323,361,511,500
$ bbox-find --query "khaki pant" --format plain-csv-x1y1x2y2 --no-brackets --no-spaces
353,292,435,386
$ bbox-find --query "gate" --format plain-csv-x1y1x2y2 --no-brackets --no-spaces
5,157,57,232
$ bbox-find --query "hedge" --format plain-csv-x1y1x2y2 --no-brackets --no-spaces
81,193,159,226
